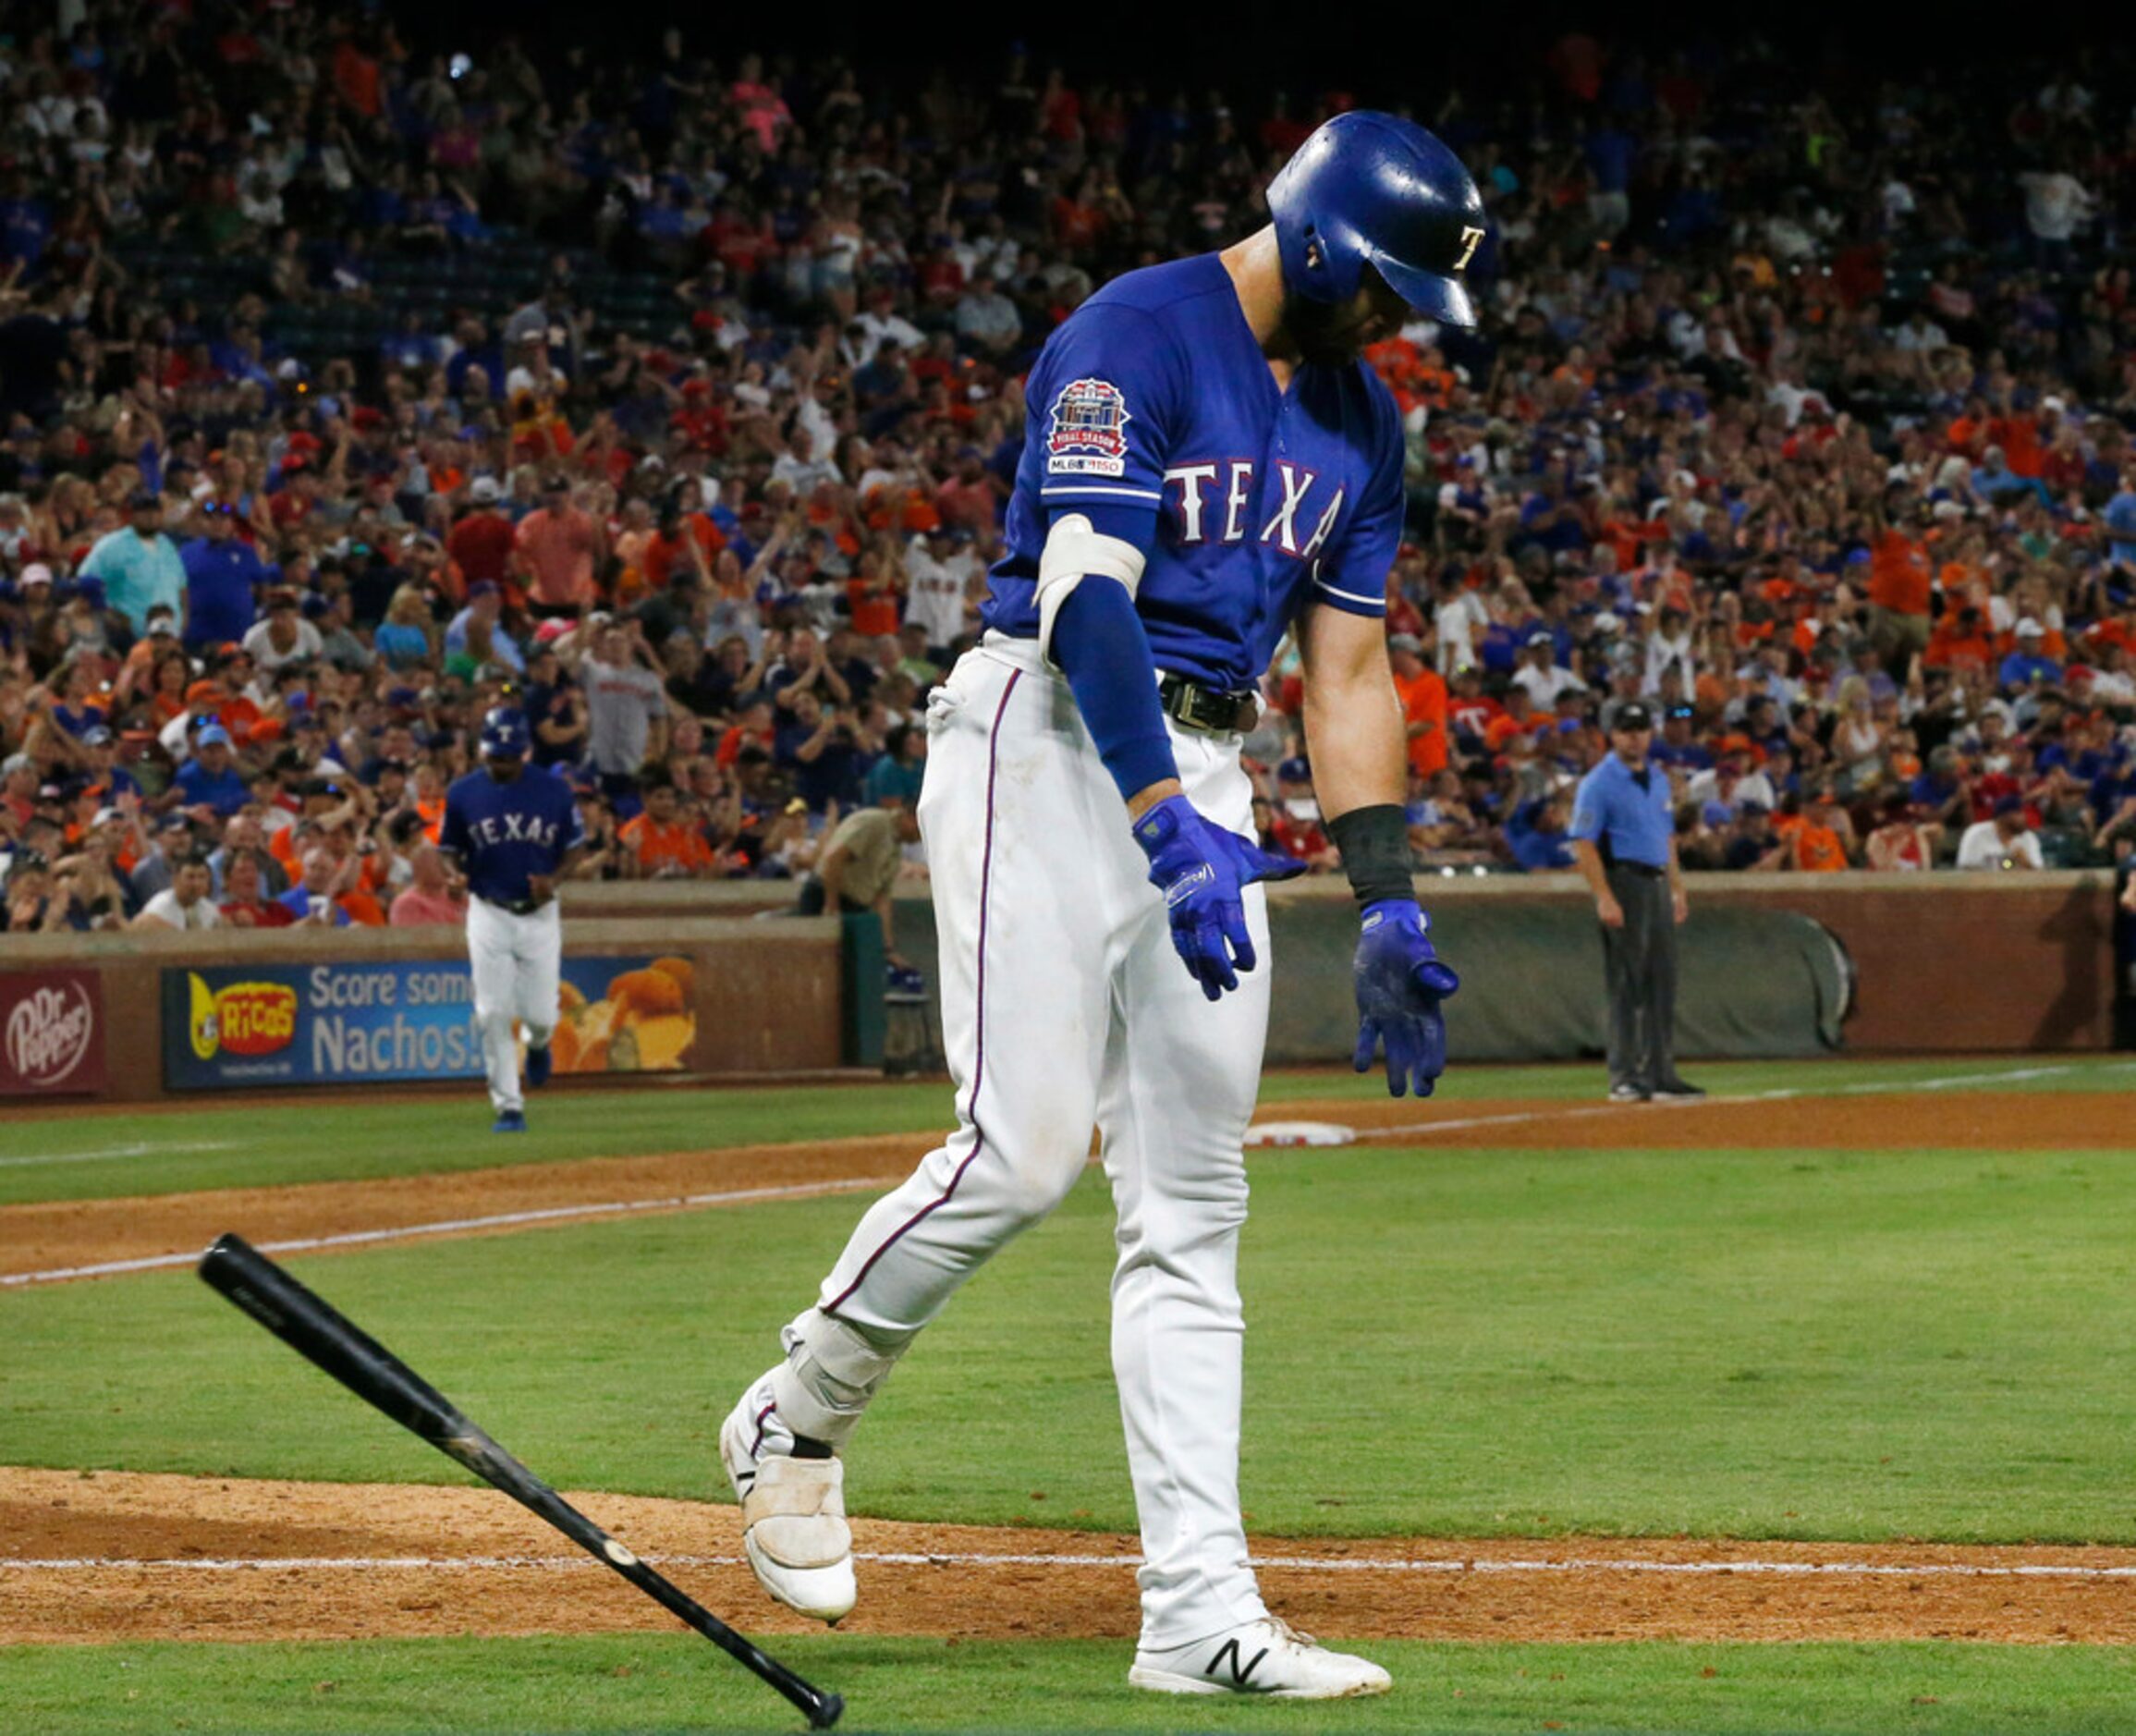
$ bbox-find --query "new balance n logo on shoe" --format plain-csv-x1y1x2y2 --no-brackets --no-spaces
1205,1637,1269,1688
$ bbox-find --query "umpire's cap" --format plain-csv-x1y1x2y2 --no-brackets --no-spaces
1266,112,1487,328
478,706,531,760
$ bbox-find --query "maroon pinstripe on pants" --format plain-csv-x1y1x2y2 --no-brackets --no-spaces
825,668,1021,1314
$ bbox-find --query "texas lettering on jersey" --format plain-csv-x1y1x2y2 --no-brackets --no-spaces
1163,459,1348,563
463,811,567,850
993,252,1405,690
440,764,585,906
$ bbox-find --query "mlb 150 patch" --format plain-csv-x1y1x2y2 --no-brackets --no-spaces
1047,376,1131,476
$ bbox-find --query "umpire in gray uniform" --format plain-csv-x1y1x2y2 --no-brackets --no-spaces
1567,702,1703,1103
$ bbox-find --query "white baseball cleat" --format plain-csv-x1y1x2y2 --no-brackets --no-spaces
719,1376,856,1624
1129,1616,1392,1699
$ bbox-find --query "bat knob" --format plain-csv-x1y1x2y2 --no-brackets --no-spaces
808,1691,845,1729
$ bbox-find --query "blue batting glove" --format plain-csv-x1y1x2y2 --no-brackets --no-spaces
1132,793,1307,1001
1352,898,1459,1096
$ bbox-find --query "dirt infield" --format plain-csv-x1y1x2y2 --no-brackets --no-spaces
6,1090,2115,1289
7,1466,2133,1647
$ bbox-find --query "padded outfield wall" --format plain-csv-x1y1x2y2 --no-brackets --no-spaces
0,874,2122,1106
883,871,2128,1065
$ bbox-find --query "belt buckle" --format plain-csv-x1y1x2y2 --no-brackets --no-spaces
1163,676,1250,735
1179,684,1226,732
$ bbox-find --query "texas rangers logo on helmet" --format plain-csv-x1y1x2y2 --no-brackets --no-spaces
1047,377,1131,477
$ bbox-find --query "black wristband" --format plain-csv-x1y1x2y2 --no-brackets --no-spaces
1325,803,1415,906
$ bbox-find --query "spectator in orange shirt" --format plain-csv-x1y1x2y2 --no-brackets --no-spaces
1388,630,1448,779
1866,488,1935,677
716,696,778,768
642,499,720,593
1788,787,1854,872
1483,687,1550,754
847,543,902,640
1924,601,1996,674
513,476,605,617
934,446,1000,533
618,774,718,878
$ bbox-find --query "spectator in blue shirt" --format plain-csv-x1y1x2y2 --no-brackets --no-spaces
170,725,250,817
1648,704,1714,771
1971,446,2050,507
1998,620,2062,689
2090,760,2136,829
276,845,357,926
180,502,275,652
1506,791,1577,870
2104,471,2136,568
861,722,925,810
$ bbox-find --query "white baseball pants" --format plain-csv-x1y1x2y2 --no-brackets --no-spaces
466,896,560,1114
804,635,1274,1648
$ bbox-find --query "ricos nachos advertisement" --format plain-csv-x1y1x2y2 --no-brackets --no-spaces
162,958,696,1089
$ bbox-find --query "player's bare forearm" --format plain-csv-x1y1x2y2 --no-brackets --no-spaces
1296,605,1405,820
1569,837,1611,900
1125,776,1184,821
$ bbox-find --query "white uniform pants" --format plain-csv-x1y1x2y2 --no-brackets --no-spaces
811,636,1273,1647
467,897,561,1114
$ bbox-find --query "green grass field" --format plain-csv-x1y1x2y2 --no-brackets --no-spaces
7,1636,2136,1735
5,1057,2134,1733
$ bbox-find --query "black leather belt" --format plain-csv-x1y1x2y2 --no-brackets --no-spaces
1158,673,1259,734
487,895,543,915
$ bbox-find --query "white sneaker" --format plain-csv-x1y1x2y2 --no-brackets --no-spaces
1129,1617,1392,1699
719,1375,856,1624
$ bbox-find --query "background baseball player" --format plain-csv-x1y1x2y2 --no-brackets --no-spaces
720,114,1479,1699
439,707,585,1132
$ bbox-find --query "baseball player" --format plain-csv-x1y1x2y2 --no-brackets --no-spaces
721,114,1479,1698
439,707,585,1132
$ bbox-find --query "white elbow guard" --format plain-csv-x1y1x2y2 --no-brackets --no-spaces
1034,513,1146,666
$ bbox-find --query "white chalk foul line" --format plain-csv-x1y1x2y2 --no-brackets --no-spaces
6,1550,2134,1582
0,1177,899,1289
1357,1061,2136,1143
0,1140,234,1169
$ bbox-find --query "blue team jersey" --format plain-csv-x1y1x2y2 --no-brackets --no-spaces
982,252,1405,691
439,764,586,904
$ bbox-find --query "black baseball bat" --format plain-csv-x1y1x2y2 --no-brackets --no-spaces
198,1232,843,1730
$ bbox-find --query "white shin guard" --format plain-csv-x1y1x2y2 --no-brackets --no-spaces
769,1307,910,1449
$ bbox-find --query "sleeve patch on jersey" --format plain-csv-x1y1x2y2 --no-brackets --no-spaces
1046,377,1132,478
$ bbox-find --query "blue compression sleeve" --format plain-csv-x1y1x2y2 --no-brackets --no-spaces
1053,577,1179,801
1046,502,1178,802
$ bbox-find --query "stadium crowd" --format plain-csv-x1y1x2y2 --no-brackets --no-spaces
7,10,2136,935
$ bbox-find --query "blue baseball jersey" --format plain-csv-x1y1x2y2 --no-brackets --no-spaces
982,252,1404,691
439,764,586,904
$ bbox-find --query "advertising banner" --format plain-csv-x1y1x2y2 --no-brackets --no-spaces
0,969,106,1096
163,956,696,1090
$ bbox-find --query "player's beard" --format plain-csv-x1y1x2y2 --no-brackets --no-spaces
1280,289,1373,367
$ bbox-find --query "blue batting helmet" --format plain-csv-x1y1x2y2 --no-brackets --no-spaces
478,706,531,760
1266,112,1487,328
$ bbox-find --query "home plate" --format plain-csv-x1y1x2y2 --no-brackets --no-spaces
1244,1121,1356,1147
